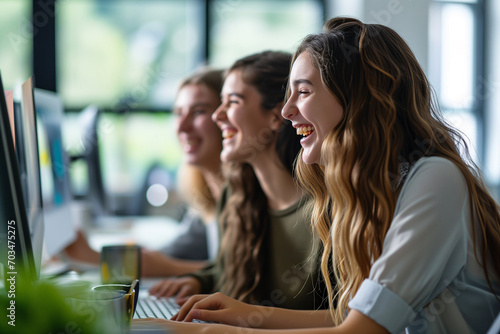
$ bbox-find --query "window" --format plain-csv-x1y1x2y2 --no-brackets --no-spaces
63,111,182,215
56,0,324,110
209,0,323,67
0,0,31,89
57,0,204,110
429,0,482,164
98,112,182,198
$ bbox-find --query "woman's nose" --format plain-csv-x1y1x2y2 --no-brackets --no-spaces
176,113,191,133
281,99,297,120
212,103,227,122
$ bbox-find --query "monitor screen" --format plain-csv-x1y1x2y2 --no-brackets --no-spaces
0,72,37,284
34,88,77,258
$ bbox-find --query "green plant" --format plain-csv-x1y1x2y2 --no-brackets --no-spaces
0,275,98,334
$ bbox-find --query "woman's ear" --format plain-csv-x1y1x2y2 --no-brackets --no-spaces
269,102,284,131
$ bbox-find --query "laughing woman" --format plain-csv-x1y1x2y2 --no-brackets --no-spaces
64,68,225,277
137,17,500,334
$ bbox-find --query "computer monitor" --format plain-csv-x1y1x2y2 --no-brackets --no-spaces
79,105,107,217
34,88,77,258
19,77,45,277
0,72,37,284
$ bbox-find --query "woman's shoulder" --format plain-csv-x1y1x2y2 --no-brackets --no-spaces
411,155,459,170
269,194,311,217
406,156,466,187
398,156,469,206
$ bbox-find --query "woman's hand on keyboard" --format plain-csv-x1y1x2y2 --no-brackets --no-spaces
172,292,260,327
149,276,201,302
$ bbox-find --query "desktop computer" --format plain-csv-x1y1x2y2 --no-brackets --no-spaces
1,76,78,281
0,72,37,284
1,72,192,331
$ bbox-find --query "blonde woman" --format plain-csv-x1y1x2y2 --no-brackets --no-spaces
64,68,225,277
140,68,225,277
136,17,500,333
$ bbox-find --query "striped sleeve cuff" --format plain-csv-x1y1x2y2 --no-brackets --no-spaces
348,279,415,333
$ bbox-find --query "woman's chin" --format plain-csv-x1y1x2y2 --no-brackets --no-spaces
301,149,320,165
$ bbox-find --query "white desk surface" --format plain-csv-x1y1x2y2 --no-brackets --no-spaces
86,215,183,251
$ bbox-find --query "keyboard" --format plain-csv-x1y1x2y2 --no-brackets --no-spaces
133,294,205,323
134,294,179,319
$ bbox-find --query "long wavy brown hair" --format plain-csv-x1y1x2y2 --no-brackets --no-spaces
293,17,500,324
216,51,302,303
176,68,224,221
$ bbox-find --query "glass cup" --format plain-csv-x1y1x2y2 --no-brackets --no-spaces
92,281,139,322
100,245,141,285
71,290,128,333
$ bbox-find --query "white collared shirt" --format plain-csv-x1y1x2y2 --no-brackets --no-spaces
349,157,500,333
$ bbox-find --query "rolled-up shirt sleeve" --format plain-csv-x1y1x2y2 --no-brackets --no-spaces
348,157,469,333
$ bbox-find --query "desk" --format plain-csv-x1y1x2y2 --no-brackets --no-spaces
41,212,183,278
69,199,184,251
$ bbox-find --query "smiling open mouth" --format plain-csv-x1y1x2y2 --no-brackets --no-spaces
296,126,314,137
222,129,237,139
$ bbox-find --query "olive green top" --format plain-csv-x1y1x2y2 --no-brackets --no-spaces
189,188,327,310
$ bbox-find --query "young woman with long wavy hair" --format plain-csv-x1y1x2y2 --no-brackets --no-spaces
150,51,326,311
136,17,500,333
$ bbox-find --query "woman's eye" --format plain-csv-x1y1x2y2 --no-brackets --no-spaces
298,90,309,95
193,109,206,116
228,100,239,105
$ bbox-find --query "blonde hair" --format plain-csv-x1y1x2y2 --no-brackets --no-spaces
176,68,224,221
177,164,218,221
293,17,500,324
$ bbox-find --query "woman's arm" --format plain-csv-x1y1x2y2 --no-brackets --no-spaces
63,231,208,277
135,309,388,334
234,305,334,329
174,293,333,329
62,230,100,263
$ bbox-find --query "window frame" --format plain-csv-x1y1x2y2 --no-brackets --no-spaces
33,0,326,112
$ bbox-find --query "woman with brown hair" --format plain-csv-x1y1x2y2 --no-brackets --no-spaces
150,50,325,311
138,17,500,333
